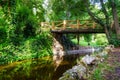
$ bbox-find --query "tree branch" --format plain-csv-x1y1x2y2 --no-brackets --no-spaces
84,0,105,27
100,0,109,27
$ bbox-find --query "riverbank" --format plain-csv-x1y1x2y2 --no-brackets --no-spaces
59,46,107,80
103,47,120,80
89,47,120,80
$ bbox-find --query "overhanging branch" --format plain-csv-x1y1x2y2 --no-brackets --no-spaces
84,0,105,27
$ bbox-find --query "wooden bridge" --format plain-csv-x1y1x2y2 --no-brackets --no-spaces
41,20,105,61
41,20,105,33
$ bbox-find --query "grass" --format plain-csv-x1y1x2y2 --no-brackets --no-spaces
89,63,106,80
71,34,108,47
88,55,114,80
92,69,103,80
71,38,99,46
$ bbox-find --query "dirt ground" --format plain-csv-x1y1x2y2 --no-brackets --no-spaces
103,48,120,80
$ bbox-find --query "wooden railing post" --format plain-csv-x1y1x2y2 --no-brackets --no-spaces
52,22,55,30
84,21,88,28
63,20,67,30
77,20,80,29
93,22,96,29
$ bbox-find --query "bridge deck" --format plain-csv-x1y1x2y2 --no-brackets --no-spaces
51,29,105,33
41,20,105,33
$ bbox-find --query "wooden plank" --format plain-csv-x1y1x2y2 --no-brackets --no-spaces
69,24,77,28
56,23,63,27
52,22,55,30
63,20,67,30
77,20,80,29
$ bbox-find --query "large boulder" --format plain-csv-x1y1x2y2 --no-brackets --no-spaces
81,55,96,65
59,64,87,80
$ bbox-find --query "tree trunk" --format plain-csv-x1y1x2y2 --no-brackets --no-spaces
99,0,112,41
109,0,120,39
76,34,80,45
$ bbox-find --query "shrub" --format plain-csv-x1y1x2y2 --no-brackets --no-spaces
109,38,120,47
0,28,7,43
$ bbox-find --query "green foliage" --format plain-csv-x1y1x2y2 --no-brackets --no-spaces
0,32,52,65
71,34,108,46
0,0,52,65
31,32,52,58
0,28,7,43
0,0,120,65
109,38,120,47
89,56,113,80
23,16,36,38
83,34,92,43
9,2,38,45
95,34,108,45
92,69,103,80
89,63,105,80
105,33,120,47
49,0,88,20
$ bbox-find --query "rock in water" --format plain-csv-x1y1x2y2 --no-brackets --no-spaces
81,55,96,65
59,64,87,80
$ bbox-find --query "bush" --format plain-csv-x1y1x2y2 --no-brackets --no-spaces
109,38,120,47
0,34,52,65
95,34,108,46
0,28,7,43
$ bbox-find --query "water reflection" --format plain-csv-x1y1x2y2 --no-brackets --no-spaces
0,47,104,80
0,56,76,80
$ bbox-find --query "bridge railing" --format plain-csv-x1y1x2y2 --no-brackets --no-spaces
41,20,102,30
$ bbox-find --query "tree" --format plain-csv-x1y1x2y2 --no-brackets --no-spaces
47,0,89,21
85,0,120,40
0,0,45,45
83,34,92,45
47,0,120,45
109,0,120,39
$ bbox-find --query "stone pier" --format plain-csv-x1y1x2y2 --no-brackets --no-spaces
52,33,75,61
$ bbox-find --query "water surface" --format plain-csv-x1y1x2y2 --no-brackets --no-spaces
0,57,76,80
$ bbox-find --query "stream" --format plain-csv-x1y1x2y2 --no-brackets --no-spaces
0,47,103,80
0,56,76,80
